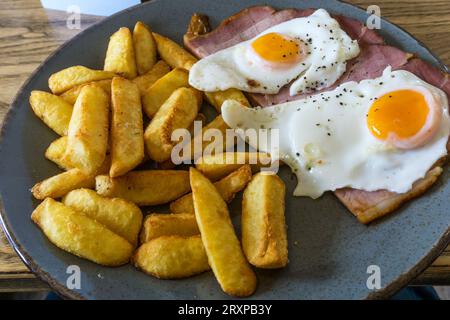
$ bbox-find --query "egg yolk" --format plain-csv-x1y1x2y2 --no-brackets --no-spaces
251,32,303,65
367,90,429,141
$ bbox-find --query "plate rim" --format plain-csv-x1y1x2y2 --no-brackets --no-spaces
0,0,449,300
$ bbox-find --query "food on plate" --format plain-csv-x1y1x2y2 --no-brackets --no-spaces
62,188,142,246
170,165,252,214
110,77,144,177
190,168,257,297
144,87,202,162
204,89,251,113
60,79,112,105
134,235,210,279
141,68,190,118
45,137,70,170
188,115,230,160
222,67,450,198
152,32,197,71
335,166,444,224
140,213,199,243
32,198,133,266
189,9,359,96
242,173,288,268
29,91,73,136
95,170,190,206
32,156,110,200
132,60,171,95
133,21,157,75
156,25,251,112
104,27,137,79
63,84,109,175
195,152,274,180
48,66,114,95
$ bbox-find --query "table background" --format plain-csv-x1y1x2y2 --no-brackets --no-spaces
0,0,449,293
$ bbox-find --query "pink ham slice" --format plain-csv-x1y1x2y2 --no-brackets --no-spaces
184,6,384,58
184,6,449,224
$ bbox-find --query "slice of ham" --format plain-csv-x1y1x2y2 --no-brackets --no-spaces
184,5,384,59
335,167,444,224
184,6,449,224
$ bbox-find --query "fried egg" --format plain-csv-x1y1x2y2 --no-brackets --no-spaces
189,9,360,96
222,67,450,198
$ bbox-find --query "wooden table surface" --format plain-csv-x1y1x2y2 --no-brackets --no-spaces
0,0,449,293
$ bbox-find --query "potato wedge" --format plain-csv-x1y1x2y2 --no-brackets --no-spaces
142,68,190,118
60,79,112,105
45,137,70,170
110,77,144,177
188,115,229,161
32,169,94,200
63,188,142,246
49,66,114,95
133,21,157,75
152,33,197,71
32,156,110,200
242,173,288,268
140,213,199,243
132,60,171,95
205,89,251,113
196,152,275,181
32,198,133,266
134,235,210,279
95,170,190,206
190,168,256,297
63,84,109,175
29,91,73,136
104,27,137,79
171,165,252,214
144,87,201,162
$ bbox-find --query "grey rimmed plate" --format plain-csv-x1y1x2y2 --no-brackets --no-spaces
0,0,449,300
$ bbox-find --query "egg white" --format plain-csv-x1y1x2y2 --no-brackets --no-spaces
222,67,450,198
189,9,360,96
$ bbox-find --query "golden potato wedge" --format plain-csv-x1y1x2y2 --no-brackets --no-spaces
152,33,197,71
133,21,157,75
134,235,210,279
32,198,133,266
188,115,229,161
140,213,199,243
144,87,201,163
196,152,275,181
190,168,256,297
62,188,142,246
63,84,109,175
242,173,288,268
45,137,70,170
32,169,94,200
205,89,251,113
48,66,114,95
132,60,171,95
60,79,112,105
188,113,206,136
110,77,144,177
141,68,190,118
95,170,190,206
29,91,73,136
32,156,110,200
104,27,137,79
171,165,252,214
